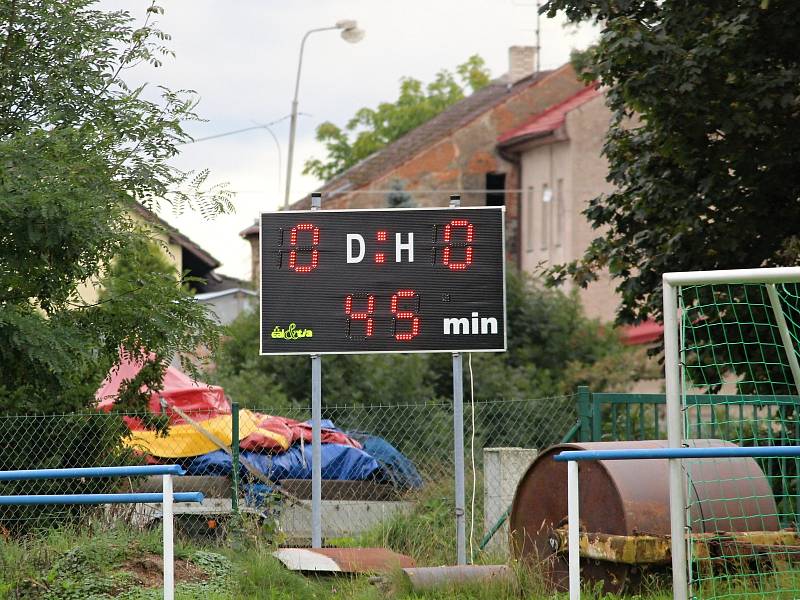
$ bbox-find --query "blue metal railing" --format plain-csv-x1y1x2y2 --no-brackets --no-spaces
0,463,202,600
554,445,800,462
0,464,184,481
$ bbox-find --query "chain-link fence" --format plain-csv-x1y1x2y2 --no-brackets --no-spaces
0,395,577,561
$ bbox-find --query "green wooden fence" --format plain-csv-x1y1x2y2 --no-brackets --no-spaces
567,385,800,521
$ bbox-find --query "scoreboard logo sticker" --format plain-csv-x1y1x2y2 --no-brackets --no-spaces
260,206,506,355
270,323,313,340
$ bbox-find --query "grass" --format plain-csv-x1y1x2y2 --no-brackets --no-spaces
0,518,668,600
0,499,793,600
0,525,230,599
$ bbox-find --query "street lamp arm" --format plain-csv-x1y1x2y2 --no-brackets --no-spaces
292,26,339,104
284,21,363,210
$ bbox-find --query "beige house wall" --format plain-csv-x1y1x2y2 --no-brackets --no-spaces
74,210,183,305
518,94,619,323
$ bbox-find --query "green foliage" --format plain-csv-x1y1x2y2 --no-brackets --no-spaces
211,268,640,412
543,0,800,326
0,525,231,599
0,1,230,413
303,55,491,181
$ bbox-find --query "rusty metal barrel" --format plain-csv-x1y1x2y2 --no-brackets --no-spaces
509,440,779,593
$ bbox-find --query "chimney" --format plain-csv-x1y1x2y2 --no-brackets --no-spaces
507,46,537,83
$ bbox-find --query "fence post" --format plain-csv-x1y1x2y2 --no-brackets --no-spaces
231,402,240,515
592,394,603,442
577,386,591,443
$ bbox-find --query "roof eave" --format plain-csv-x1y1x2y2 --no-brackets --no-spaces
132,202,221,270
497,124,569,154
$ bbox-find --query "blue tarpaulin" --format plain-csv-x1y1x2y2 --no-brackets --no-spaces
182,444,380,483
349,433,424,489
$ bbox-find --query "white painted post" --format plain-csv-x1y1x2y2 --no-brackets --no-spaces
162,473,174,600
663,278,689,600
567,460,580,600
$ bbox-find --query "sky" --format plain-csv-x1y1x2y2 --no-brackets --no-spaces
103,1,598,280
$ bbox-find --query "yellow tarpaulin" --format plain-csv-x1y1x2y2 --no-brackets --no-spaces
125,410,289,458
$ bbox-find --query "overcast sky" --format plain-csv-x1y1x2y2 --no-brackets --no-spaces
103,1,598,280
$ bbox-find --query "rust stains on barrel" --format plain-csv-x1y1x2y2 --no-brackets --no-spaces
509,440,778,593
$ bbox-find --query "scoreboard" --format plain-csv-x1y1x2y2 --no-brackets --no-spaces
259,207,506,355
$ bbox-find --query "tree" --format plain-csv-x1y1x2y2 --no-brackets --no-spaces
543,0,800,325
0,1,230,413
303,55,491,181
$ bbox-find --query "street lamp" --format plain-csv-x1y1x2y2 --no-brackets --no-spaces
283,20,365,210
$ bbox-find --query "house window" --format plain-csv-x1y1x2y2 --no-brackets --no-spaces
540,184,552,251
554,178,564,248
485,173,505,206
526,186,534,252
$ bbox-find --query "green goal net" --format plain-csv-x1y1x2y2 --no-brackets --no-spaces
678,280,800,599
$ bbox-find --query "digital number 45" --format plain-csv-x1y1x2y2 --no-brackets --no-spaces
345,290,420,341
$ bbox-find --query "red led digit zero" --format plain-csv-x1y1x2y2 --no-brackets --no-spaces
288,223,320,272
391,290,420,341
442,219,474,271
345,294,375,338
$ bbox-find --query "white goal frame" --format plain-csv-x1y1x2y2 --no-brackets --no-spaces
663,267,800,600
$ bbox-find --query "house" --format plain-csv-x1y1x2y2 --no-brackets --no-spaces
78,202,246,305
496,85,616,322
242,46,588,284
497,86,663,345
194,288,257,326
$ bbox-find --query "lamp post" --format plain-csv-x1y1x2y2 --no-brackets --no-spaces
283,20,365,210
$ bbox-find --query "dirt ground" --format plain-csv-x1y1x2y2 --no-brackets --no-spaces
122,554,209,588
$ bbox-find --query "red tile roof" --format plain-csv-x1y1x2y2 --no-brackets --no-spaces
497,85,601,145
290,69,559,209
622,321,664,346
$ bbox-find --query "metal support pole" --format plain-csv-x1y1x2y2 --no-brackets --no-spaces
284,99,298,210
311,354,322,548
663,279,689,600
162,474,174,600
576,386,591,442
448,193,466,565
231,401,240,514
284,27,340,209
452,351,466,565
310,191,323,548
567,460,580,600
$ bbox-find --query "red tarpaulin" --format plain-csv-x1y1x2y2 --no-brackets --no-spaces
95,354,359,457
95,354,229,422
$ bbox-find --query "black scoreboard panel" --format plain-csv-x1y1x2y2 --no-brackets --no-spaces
260,207,506,355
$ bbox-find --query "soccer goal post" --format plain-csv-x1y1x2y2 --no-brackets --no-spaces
664,267,800,600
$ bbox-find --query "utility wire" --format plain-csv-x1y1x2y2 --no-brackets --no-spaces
178,113,309,145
